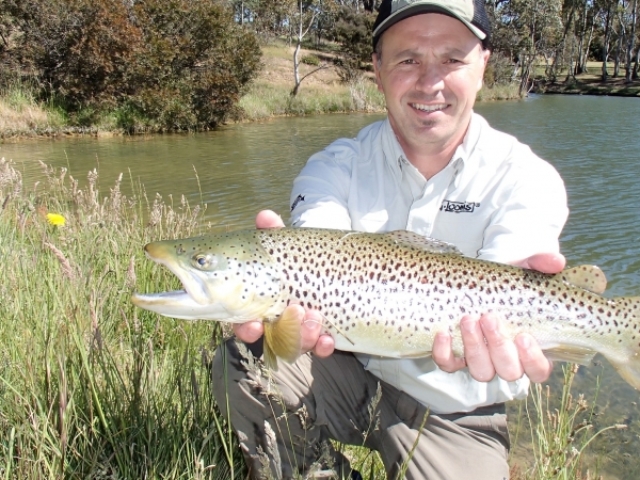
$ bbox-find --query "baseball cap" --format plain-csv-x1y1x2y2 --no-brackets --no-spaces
372,0,491,48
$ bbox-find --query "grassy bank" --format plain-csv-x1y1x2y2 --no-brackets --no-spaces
4,50,638,139
0,158,626,479
0,42,523,138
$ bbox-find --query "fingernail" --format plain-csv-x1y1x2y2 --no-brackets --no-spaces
303,319,321,331
518,335,531,349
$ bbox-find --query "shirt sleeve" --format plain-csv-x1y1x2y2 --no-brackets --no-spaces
289,138,357,230
478,154,569,264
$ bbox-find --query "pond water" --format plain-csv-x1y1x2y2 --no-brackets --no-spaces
2,94,640,478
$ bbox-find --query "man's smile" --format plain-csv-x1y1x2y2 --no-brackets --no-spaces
410,102,448,113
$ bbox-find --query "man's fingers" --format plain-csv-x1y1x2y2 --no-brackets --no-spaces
303,308,335,357
515,333,553,383
460,315,496,381
255,210,285,229
515,252,566,274
233,320,264,344
479,313,524,382
313,334,336,358
432,332,467,372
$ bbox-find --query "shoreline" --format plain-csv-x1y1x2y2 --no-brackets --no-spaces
532,77,640,97
2,78,638,143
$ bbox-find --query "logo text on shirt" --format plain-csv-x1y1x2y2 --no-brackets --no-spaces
440,200,480,213
291,194,306,211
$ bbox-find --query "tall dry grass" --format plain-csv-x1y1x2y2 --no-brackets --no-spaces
0,87,65,136
0,158,244,478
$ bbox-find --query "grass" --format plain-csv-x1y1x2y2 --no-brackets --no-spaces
0,159,244,478
509,365,627,480
0,158,624,479
0,85,66,136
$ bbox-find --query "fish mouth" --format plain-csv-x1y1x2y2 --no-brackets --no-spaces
143,241,212,305
131,290,232,320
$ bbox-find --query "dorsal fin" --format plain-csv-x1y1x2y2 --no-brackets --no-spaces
386,231,462,255
556,265,607,294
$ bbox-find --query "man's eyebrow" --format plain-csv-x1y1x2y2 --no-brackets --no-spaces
388,48,419,60
388,46,476,61
442,46,474,58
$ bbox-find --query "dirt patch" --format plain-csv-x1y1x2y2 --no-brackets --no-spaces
259,44,375,91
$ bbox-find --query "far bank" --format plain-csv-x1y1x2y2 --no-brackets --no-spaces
0,42,524,141
6,45,638,141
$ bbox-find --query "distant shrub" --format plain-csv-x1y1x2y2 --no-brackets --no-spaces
129,0,262,130
0,0,262,131
2,0,141,111
333,7,377,84
301,55,321,66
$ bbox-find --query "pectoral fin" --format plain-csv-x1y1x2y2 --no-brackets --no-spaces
263,309,302,370
543,345,597,366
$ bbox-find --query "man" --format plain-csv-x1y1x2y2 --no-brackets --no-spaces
212,0,568,477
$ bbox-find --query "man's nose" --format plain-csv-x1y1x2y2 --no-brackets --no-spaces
415,64,445,92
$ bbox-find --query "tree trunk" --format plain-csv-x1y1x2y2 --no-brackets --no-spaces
613,17,624,78
576,0,593,74
625,0,638,82
581,12,597,73
292,41,301,96
551,2,577,81
602,3,614,80
565,36,577,82
290,0,319,97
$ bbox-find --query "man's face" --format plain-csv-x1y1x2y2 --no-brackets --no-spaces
373,13,490,158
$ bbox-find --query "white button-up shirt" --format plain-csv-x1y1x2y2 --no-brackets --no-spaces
289,113,568,414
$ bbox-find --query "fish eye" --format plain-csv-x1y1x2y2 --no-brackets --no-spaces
192,253,218,270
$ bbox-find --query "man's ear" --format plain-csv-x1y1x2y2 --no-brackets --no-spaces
372,53,383,92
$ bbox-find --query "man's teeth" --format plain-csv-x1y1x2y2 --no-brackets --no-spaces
412,103,446,112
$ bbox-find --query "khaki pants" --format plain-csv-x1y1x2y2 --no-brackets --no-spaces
212,338,510,480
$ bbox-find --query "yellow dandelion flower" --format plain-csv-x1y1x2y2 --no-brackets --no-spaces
46,213,66,227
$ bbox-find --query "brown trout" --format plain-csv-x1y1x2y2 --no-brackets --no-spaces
131,228,640,388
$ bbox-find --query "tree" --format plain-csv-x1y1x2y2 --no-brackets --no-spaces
624,0,638,81
2,0,142,110
290,0,331,96
131,0,262,129
0,0,262,130
333,6,376,83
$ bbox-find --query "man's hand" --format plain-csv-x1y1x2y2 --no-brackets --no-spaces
232,210,335,357
432,252,566,383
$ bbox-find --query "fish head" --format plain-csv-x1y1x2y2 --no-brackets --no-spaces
132,230,283,321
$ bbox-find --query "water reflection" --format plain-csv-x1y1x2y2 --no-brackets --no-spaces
1,96,640,478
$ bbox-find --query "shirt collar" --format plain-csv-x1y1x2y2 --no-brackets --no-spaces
380,118,407,178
